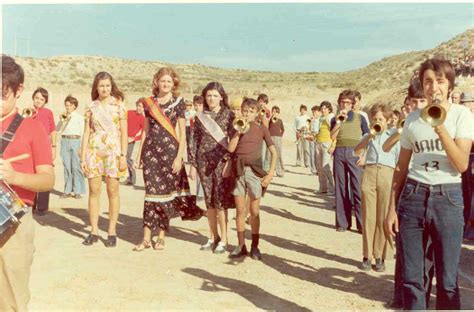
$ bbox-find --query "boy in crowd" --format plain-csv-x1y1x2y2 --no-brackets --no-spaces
330,90,369,232
57,95,85,198
1,55,55,311
309,105,321,175
294,104,310,167
268,106,285,177
354,103,399,273
126,97,145,185
228,98,277,260
385,58,474,310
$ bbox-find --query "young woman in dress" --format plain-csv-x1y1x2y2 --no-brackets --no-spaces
134,67,203,251
80,72,128,247
189,82,235,253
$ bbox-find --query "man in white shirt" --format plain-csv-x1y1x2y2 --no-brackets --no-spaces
385,58,474,310
57,95,85,199
294,104,310,167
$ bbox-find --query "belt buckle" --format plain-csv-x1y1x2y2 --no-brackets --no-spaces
1,130,15,142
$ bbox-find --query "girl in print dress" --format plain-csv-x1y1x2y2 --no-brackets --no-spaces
134,67,203,251
80,72,128,247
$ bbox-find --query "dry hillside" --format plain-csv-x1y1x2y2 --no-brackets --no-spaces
13,28,474,116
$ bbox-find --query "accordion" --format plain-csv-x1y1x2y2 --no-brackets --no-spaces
0,181,29,237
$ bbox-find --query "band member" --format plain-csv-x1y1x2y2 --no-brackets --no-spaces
315,101,335,195
268,106,285,177
30,87,56,216
385,58,474,310
184,99,196,149
354,103,399,272
126,98,145,185
228,98,277,260
309,105,321,175
193,95,205,200
258,94,271,170
330,90,369,232
294,104,310,167
188,82,235,253
80,72,128,247
353,90,370,125
133,67,203,251
230,97,243,117
57,95,85,198
0,55,54,311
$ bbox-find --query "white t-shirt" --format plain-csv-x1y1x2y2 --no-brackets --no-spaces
56,110,84,137
400,104,474,185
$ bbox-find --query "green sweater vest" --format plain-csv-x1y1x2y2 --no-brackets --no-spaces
336,113,363,148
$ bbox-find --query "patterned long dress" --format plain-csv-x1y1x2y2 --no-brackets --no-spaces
141,96,204,231
84,98,128,180
188,106,235,210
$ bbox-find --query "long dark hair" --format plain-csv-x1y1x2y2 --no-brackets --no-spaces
201,82,229,111
91,72,124,101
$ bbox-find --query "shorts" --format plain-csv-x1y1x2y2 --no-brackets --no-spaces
233,166,263,199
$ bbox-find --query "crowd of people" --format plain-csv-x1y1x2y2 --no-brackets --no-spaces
1,54,474,311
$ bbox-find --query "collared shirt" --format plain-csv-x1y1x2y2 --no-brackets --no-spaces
57,110,84,137
294,114,309,131
127,110,145,141
311,117,320,133
362,128,400,169
2,109,53,205
33,106,55,135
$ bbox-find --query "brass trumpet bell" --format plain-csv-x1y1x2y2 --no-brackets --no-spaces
233,117,250,134
271,116,278,123
60,112,69,122
370,121,385,135
397,118,405,129
259,108,266,116
337,114,346,122
420,102,446,127
22,107,35,118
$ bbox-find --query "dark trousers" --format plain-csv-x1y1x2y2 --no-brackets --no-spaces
398,179,463,310
34,192,50,212
333,147,362,230
126,142,136,184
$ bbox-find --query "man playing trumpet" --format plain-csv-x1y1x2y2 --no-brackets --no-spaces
56,95,85,199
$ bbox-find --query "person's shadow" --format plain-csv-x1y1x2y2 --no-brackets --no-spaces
182,267,312,311
260,205,335,229
263,253,394,305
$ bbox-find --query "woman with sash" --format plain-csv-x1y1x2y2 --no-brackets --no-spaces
133,67,203,251
188,82,235,254
80,72,128,247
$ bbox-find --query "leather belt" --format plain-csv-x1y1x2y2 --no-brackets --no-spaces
62,135,81,139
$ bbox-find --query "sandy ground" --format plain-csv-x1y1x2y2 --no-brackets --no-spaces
28,139,474,311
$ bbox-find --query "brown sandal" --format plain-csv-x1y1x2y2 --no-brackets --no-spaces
154,238,165,250
133,240,151,251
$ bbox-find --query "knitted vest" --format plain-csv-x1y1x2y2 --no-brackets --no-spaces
316,118,332,143
336,112,362,148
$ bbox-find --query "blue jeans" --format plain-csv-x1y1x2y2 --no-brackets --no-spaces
60,138,85,195
398,178,464,310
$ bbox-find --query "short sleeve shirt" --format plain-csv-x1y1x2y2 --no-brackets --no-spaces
34,107,55,135
235,123,274,162
2,110,53,205
400,104,474,184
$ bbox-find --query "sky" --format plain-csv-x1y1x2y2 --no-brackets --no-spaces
2,3,473,72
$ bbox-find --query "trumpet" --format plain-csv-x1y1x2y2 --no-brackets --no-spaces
271,116,278,123
22,107,35,118
60,112,70,122
336,114,346,122
420,97,446,127
259,108,266,116
397,118,405,129
370,121,385,136
233,117,250,134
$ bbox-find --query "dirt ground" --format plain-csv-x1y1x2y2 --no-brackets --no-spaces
28,138,474,311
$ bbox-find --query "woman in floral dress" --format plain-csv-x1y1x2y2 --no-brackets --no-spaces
134,67,204,251
188,82,235,254
80,72,128,247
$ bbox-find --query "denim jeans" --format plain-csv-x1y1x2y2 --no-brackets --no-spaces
60,138,85,194
398,178,464,310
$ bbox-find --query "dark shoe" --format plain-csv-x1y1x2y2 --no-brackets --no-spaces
74,194,83,199
361,257,371,271
228,245,248,259
104,235,117,248
336,227,346,232
389,299,403,309
374,258,385,272
250,247,262,260
82,234,99,246
34,210,47,216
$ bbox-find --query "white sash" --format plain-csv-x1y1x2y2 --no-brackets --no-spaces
196,111,228,149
